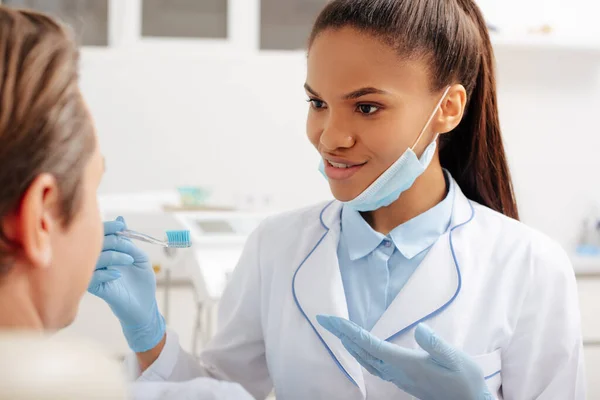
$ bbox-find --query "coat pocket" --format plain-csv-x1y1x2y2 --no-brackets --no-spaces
472,348,502,399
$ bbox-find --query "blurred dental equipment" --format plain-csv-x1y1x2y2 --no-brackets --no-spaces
576,203,600,256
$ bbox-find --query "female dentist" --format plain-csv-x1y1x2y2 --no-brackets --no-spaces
92,0,585,399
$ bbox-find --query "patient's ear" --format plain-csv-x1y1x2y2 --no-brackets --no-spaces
5,174,60,269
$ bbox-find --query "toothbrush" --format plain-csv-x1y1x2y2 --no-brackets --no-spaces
115,229,192,248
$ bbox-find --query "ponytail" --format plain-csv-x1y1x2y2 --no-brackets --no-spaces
440,0,519,220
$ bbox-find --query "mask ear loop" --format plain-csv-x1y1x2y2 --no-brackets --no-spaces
410,86,452,151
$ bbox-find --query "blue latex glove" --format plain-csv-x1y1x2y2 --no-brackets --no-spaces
317,315,493,400
88,217,166,353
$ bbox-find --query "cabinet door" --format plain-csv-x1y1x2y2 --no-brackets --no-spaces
260,0,329,50
141,0,228,39
585,347,600,399
3,0,108,46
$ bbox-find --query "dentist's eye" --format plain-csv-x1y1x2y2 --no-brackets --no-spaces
357,104,379,115
307,98,327,110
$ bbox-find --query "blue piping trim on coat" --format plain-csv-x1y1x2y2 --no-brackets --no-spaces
291,201,359,388
385,200,475,342
485,370,501,380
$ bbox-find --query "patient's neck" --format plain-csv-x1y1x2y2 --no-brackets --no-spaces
0,267,43,330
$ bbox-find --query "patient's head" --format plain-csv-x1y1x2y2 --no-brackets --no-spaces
0,6,103,330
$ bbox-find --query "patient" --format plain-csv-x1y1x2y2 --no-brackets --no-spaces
0,6,102,331
0,6,250,399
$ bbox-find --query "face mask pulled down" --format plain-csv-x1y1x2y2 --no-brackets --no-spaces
319,87,451,212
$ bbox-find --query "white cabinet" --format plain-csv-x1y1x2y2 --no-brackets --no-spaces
6,0,598,53
577,276,600,397
259,0,328,50
585,347,600,399
3,0,109,46
141,0,228,39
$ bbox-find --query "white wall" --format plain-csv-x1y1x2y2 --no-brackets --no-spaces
494,48,600,250
81,45,600,252
83,48,330,210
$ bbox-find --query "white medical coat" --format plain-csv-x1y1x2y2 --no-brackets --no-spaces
132,183,585,399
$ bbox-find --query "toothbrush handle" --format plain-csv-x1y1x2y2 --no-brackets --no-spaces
115,229,167,247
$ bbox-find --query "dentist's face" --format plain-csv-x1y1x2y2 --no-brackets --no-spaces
306,27,441,201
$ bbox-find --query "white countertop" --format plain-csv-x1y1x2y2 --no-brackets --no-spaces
572,255,600,276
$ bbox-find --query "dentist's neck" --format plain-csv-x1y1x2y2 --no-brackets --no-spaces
362,159,447,235
0,265,44,330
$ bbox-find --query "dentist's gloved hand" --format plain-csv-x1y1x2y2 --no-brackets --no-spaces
317,315,493,400
88,217,166,353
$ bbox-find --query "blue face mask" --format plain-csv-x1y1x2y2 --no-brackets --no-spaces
319,87,450,212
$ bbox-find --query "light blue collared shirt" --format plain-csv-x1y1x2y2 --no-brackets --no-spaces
338,172,455,331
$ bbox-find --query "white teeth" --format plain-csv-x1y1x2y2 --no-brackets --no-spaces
328,160,351,168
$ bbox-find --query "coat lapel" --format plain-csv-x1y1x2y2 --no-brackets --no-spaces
292,202,366,397
371,184,475,341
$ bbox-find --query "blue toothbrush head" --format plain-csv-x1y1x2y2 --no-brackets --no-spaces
166,230,192,248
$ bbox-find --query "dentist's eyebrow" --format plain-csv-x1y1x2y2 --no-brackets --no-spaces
304,83,321,97
304,83,390,100
343,87,389,100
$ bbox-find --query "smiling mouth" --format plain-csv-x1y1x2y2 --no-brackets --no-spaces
325,160,367,169
323,158,367,181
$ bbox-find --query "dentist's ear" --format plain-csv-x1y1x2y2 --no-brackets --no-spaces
431,84,467,135
10,174,59,269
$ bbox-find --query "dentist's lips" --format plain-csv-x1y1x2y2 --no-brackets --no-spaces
323,158,366,180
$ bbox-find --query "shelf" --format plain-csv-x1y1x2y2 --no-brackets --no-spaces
491,33,600,53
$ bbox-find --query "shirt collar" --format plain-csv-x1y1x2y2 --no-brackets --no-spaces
389,171,454,259
341,204,386,261
341,170,455,261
